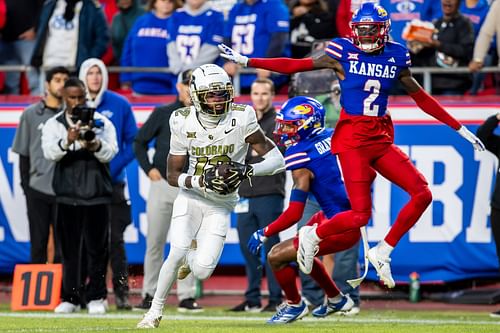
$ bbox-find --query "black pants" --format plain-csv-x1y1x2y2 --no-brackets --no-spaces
109,183,132,296
491,206,500,268
56,203,109,305
25,188,59,264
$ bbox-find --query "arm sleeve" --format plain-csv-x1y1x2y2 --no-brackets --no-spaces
437,19,474,61
120,26,135,83
19,155,30,191
248,57,314,74
133,107,161,174
264,201,306,236
12,112,30,156
169,111,187,155
41,119,68,162
189,44,220,69
167,42,182,75
408,88,461,130
476,115,500,154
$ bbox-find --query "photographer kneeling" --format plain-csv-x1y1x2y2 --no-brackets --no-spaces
41,78,118,314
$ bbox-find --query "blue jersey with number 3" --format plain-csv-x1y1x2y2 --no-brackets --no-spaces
325,38,411,117
284,128,350,219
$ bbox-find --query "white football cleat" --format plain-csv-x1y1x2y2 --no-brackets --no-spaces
54,302,80,313
137,310,163,329
367,246,395,288
297,225,320,274
87,298,108,315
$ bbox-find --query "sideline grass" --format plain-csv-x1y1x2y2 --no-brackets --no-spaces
0,308,499,333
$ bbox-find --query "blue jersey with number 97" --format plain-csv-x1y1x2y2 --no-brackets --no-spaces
325,38,411,117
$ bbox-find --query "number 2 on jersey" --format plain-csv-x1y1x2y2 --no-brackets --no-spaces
363,79,380,116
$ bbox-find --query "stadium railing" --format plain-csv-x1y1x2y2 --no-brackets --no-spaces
0,65,499,95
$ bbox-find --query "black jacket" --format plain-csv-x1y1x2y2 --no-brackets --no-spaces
239,108,286,198
477,115,500,209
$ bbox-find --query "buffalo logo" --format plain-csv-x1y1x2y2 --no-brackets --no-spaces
187,132,197,139
292,104,314,116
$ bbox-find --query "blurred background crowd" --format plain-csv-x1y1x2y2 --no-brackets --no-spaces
0,0,498,97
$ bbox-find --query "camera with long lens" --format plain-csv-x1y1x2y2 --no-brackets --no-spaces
71,104,96,142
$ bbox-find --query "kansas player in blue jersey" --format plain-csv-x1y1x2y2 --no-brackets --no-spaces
221,2,485,288
247,96,360,324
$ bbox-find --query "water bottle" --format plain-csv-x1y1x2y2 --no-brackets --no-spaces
409,272,420,303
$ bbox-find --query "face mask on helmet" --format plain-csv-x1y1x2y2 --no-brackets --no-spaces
190,64,234,117
273,96,325,147
350,3,391,52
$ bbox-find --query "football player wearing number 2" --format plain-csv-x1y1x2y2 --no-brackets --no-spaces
137,64,285,329
220,2,485,288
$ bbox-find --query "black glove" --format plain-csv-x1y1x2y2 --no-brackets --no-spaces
202,167,231,194
223,161,254,192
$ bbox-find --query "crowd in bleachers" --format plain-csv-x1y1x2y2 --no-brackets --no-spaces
0,0,499,95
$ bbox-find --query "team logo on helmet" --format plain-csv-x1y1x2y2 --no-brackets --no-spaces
292,104,314,116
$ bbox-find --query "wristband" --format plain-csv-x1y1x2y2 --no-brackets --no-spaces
191,175,203,188
177,173,189,189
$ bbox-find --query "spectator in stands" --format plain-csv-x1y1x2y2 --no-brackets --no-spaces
335,0,376,37
379,0,442,44
133,69,203,313
316,78,341,128
120,0,182,95
0,0,43,95
230,78,284,313
41,77,118,314
468,0,500,72
12,66,69,264
408,0,474,95
288,0,336,58
460,0,491,95
222,0,290,93
111,0,145,63
31,0,109,73
476,113,500,318
166,0,224,75
79,58,138,311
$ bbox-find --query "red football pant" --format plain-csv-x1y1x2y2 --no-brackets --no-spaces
316,143,432,247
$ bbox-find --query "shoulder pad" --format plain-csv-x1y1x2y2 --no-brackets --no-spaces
231,103,246,111
173,106,191,118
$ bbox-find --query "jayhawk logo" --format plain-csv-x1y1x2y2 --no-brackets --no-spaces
377,6,388,18
292,104,314,116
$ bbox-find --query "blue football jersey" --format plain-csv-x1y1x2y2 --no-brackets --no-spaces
325,38,411,117
167,8,224,65
284,128,350,219
224,0,290,58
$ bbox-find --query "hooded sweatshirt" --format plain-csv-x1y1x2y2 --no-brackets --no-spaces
110,0,145,61
79,58,138,184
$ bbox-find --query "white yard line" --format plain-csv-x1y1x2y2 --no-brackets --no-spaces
0,312,498,326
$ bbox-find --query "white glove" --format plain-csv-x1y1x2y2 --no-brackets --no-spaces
457,126,485,151
218,44,249,67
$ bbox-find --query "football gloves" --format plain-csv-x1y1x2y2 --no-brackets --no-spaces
218,44,249,67
457,126,485,151
248,229,267,255
202,161,254,195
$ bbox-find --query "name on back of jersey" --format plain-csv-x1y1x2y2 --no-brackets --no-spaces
314,137,331,155
349,61,397,79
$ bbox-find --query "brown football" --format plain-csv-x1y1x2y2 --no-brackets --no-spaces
215,163,234,180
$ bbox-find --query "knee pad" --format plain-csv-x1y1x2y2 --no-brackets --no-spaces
191,262,215,281
414,187,433,209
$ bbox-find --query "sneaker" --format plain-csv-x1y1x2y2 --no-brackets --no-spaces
367,246,395,288
115,294,132,310
133,294,153,311
137,310,162,329
267,300,309,324
178,240,197,280
261,302,280,312
54,302,80,313
490,310,500,318
178,298,204,313
297,225,320,274
229,301,261,312
88,298,108,315
312,294,354,317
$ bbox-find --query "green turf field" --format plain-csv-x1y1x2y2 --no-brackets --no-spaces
0,308,499,332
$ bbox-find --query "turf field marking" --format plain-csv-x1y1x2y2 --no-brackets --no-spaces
0,312,499,326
